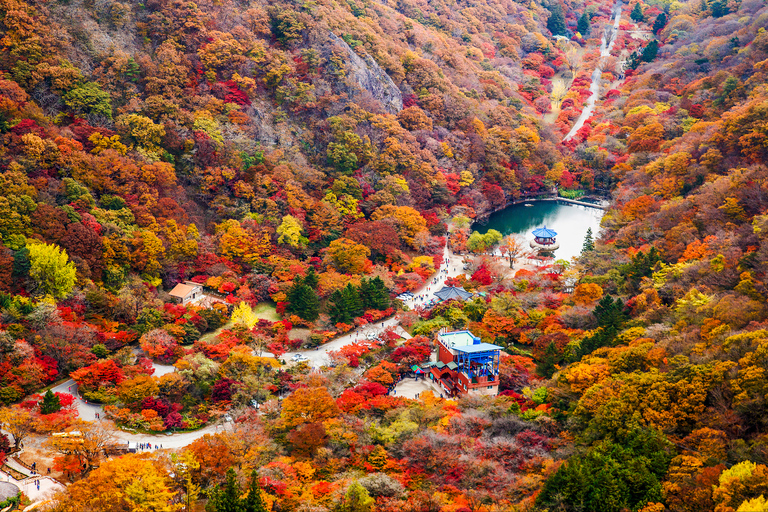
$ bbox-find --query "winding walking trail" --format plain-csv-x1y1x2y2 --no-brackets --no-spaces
43,244,478,450
563,1,623,141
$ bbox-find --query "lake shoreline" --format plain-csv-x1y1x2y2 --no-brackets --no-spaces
474,194,609,224
473,199,605,262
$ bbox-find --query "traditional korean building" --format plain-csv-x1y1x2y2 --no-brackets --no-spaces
433,285,473,301
530,226,560,251
429,329,501,397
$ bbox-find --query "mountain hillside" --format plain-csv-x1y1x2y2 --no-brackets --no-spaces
2,0,768,509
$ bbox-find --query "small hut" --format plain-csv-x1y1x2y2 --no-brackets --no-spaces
168,281,204,305
530,226,560,251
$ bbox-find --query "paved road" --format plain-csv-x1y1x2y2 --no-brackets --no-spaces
112,422,225,449
280,317,402,367
49,381,102,422
50,359,177,423
401,245,469,309
15,475,64,503
46,245,470,449
282,245,467,367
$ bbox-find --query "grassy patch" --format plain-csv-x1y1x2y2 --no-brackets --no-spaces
253,302,280,321
198,321,233,343
2,464,26,480
198,303,279,343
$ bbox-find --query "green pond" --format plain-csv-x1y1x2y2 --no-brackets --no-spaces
475,201,604,262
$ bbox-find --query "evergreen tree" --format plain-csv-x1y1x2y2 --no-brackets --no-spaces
536,342,561,378
303,267,319,289
243,470,268,512
630,2,644,22
710,0,727,17
210,469,267,512
328,284,363,325
359,277,390,311
546,2,566,36
641,39,658,62
344,284,363,318
287,274,320,322
39,389,61,415
329,289,353,325
620,246,662,289
537,430,671,512
12,247,30,280
652,12,667,33
577,12,590,36
593,295,627,330
292,284,319,321
582,227,595,254
210,468,242,512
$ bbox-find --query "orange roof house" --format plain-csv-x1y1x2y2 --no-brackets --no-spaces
168,281,204,305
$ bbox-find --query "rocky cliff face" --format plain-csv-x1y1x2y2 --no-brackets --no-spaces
327,32,403,114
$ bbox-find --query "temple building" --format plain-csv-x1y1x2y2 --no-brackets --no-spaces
530,226,560,251
428,329,501,397
433,285,473,302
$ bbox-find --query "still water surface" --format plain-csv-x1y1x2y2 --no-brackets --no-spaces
475,201,604,262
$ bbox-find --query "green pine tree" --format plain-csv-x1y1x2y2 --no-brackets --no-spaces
303,267,319,289
329,284,363,325
243,470,268,512
39,389,61,415
536,342,561,378
582,227,595,254
577,12,590,36
210,468,242,512
593,295,627,330
292,284,319,321
360,277,390,311
546,2,566,36
630,2,644,22
343,284,363,318
652,12,667,33
329,289,353,325
710,0,727,17
641,39,658,62
287,273,320,321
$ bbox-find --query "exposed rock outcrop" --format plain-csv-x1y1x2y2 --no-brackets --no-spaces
327,32,403,114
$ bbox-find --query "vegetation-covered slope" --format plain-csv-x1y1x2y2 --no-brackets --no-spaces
2,0,768,509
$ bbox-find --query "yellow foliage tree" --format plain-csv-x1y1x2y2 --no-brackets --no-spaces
371,205,428,249
324,238,370,274
281,387,340,428
572,283,603,305
231,301,258,329
54,453,180,512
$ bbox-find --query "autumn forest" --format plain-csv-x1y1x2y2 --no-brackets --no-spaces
0,0,767,508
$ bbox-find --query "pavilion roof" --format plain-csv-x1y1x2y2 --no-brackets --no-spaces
532,226,557,238
434,286,473,301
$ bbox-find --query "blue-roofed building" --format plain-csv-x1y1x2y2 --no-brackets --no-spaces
530,226,560,251
430,329,502,397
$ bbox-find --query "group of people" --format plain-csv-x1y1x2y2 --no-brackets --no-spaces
137,442,162,450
